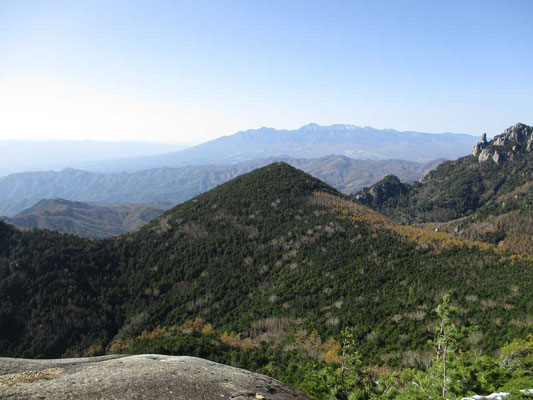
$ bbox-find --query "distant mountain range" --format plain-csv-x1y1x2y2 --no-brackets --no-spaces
0,156,443,217
83,124,477,172
0,140,189,176
1,199,168,238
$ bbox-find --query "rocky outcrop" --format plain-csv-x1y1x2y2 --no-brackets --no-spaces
473,123,533,164
354,175,409,208
493,123,532,146
472,132,488,157
0,354,309,400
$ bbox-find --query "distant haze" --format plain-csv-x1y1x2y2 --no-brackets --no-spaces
0,123,475,176
82,123,477,172
0,140,189,176
0,155,443,216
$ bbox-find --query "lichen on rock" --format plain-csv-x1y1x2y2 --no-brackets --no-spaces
0,355,309,400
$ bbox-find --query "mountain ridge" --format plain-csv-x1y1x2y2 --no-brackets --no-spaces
1,199,168,238
0,155,443,216
0,162,530,362
83,124,476,172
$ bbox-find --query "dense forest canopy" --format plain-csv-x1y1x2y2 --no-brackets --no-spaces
0,160,531,399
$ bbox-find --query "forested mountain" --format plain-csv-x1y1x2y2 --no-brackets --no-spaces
1,163,530,364
1,162,532,398
1,199,168,238
353,123,533,252
86,124,476,172
0,156,442,216
431,186,533,254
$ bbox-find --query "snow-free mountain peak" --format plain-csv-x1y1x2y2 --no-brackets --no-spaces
83,124,478,173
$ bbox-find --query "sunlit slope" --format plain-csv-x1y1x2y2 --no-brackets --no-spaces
0,163,530,361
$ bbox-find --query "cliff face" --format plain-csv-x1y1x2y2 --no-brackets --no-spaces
0,355,309,400
472,123,533,164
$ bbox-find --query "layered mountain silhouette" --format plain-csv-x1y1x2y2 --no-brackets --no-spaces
0,156,443,217
0,140,189,177
84,124,477,172
1,199,168,238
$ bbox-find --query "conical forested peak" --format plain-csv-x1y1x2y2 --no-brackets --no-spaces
210,161,339,198
1,160,531,381
137,162,341,239
159,162,338,215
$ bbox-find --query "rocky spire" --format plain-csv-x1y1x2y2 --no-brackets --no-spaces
471,132,488,157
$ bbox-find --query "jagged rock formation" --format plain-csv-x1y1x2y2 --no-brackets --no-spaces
472,132,488,157
354,123,533,224
0,355,309,399
353,175,409,208
352,123,533,251
473,123,533,164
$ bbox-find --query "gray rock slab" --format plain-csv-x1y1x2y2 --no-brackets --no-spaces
0,354,309,399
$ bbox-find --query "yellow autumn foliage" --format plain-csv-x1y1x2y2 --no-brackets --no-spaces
220,331,258,349
201,323,215,335
311,192,494,252
319,337,341,363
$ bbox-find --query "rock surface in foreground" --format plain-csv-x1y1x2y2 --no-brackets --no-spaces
0,354,309,399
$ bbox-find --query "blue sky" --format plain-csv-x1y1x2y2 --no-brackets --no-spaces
0,0,531,142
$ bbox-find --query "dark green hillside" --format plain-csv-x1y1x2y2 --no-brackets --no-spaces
354,123,533,224
0,163,531,365
0,222,120,357
354,124,533,253
429,183,533,253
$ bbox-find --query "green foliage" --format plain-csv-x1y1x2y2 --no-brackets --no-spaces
500,335,533,371
0,163,531,399
353,125,533,229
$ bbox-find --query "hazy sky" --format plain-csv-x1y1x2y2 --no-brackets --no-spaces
1,0,532,143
